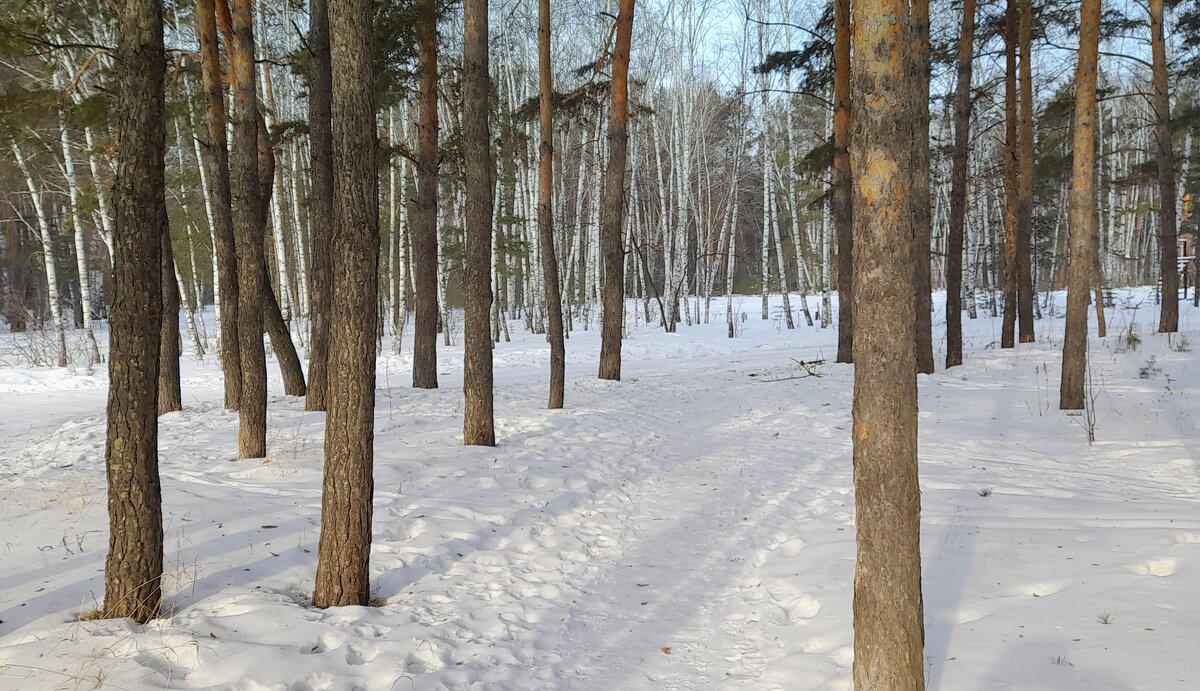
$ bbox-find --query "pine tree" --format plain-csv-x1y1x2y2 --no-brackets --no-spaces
306,0,334,410
850,0,925,686
1061,0,1102,411
462,0,495,445
598,0,635,382
104,0,165,623
538,0,566,409
1152,0,1179,333
412,0,440,390
946,0,977,369
313,0,379,608
230,0,268,458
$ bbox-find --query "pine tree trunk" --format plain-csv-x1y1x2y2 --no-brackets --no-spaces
946,0,976,369
313,0,378,608
412,0,440,388
1001,0,1019,348
256,118,308,396
1060,0,1101,411
598,0,635,382
104,0,165,623
1151,0,1178,333
231,0,267,458
158,226,183,414
912,0,935,374
538,0,566,408
196,0,241,410
850,0,925,686
305,0,334,410
833,0,853,363
462,0,495,445
1016,0,1036,343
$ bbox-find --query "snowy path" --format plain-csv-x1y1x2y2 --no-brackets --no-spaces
2,293,1199,689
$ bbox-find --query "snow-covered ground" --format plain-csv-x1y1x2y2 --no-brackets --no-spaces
1,290,1197,690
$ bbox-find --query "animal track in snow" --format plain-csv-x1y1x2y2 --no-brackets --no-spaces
1128,557,1177,577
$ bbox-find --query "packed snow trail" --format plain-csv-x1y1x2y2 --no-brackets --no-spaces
1,292,1198,689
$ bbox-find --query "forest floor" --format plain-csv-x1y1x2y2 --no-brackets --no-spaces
1,290,1198,690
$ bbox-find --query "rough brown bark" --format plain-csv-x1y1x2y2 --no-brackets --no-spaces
1152,0,1178,333
1016,0,1035,343
104,0,165,624
833,0,853,364
1001,0,1019,349
313,0,379,608
196,0,240,409
598,0,635,382
462,0,495,445
306,0,334,409
261,256,308,395
850,1,925,688
912,0,934,374
1061,0,1101,411
946,0,976,369
539,0,566,409
257,118,307,397
230,0,267,458
158,225,182,414
412,0,439,389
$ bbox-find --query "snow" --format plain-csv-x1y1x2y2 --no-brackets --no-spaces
1,291,1198,690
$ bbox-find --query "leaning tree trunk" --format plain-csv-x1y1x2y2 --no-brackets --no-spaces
1151,0,1178,333
257,117,307,396
104,0,165,623
158,225,183,414
196,0,241,409
538,0,566,409
833,0,853,364
412,0,440,389
946,0,977,369
312,0,379,609
1016,0,1035,343
598,0,635,382
1060,0,1102,411
462,0,495,445
231,0,267,458
306,0,334,409
850,0,925,687
912,0,934,374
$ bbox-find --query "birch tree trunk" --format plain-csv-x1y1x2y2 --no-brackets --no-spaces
55,81,102,364
11,143,68,367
